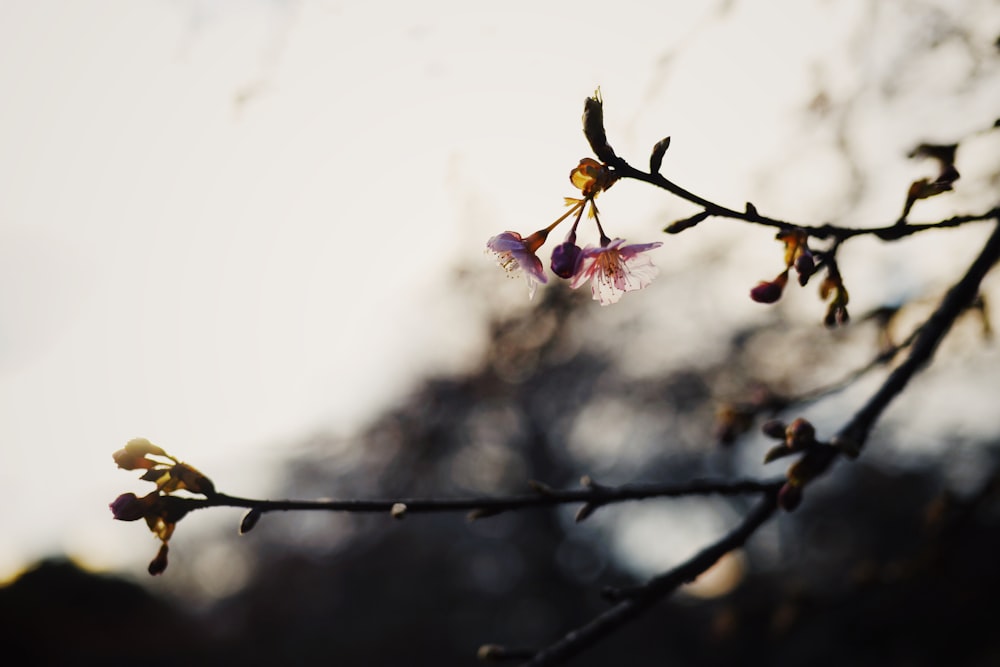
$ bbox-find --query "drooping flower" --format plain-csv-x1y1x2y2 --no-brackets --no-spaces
569,238,663,305
487,230,549,298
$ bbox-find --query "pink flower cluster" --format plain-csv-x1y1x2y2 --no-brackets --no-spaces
487,159,663,306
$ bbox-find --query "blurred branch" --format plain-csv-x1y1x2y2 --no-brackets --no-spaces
816,219,1000,467
484,489,780,666
791,317,923,407
484,219,1000,665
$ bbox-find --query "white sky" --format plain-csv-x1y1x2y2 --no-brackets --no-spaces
1,0,997,583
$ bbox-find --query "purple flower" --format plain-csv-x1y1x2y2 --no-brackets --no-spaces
487,231,549,298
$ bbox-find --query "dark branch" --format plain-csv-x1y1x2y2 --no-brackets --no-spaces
503,489,780,667
798,219,1000,478
833,220,1000,452
609,156,998,243
176,477,784,520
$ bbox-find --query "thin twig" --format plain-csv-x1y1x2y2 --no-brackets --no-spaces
610,156,998,243
176,477,784,519
792,325,922,407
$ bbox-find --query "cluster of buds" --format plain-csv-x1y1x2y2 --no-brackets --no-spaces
749,229,815,303
760,417,827,512
109,438,215,575
487,157,663,306
818,262,850,327
750,228,850,327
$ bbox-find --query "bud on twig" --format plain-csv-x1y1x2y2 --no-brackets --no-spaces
664,210,709,234
575,502,597,523
649,136,671,173
239,508,263,535
763,444,792,464
583,90,617,163
467,507,505,521
390,502,408,519
784,418,816,451
761,419,787,439
778,482,803,512
528,479,555,496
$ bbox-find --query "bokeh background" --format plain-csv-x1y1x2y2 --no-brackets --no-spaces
2,0,1000,664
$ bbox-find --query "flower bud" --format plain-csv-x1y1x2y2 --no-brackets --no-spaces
664,210,709,234
240,508,263,535
583,90,617,164
750,272,788,304
109,492,155,521
550,241,582,279
125,438,167,457
778,482,803,512
784,418,816,451
649,136,671,174
794,250,815,285
761,419,787,439
148,544,169,576
113,448,151,471
763,444,792,464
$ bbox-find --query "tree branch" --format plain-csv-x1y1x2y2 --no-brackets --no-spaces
491,489,780,666
823,219,1000,461
175,477,783,522
485,217,1000,666
609,157,998,243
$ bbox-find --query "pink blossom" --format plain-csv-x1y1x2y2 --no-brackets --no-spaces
569,238,663,305
487,231,548,299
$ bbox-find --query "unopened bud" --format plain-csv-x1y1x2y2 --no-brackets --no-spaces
148,544,169,576
575,503,597,523
109,492,152,522
550,241,582,279
239,508,263,534
761,419,787,439
467,507,504,521
582,90,616,163
763,444,792,464
664,210,710,234
750,277,786,304
794,251,815,285
125,438,167,457
390,503,407,519
778,483,803,512
649,136,671,173
784,418,816,451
